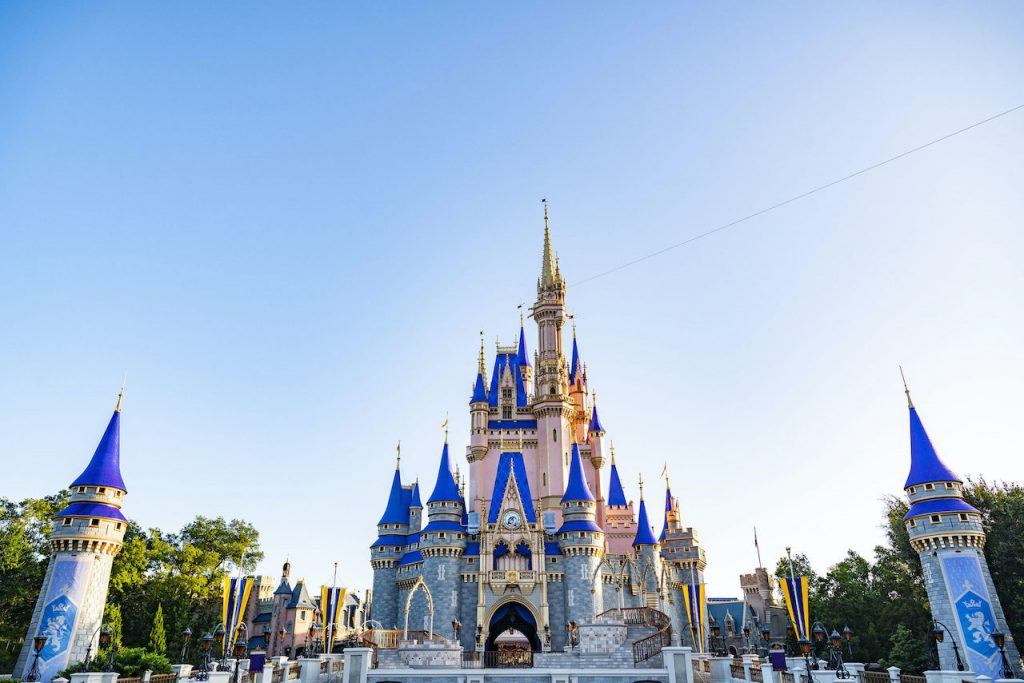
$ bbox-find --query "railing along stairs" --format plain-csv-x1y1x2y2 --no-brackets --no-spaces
360,628,446,649
596,606,672,664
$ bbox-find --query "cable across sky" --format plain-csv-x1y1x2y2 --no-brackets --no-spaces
572,102,1024,288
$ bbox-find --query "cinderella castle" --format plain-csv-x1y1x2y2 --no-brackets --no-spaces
368,207,705,656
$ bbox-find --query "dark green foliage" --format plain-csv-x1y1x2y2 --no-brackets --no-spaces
884,624,932,674
60,647,172,678
148,604,167,656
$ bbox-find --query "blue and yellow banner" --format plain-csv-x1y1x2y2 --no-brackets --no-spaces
320,586,347,653
222,577,255,653
778,576,811,641
681,583,706,653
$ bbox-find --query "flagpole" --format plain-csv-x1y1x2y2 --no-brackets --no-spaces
754,527,763,569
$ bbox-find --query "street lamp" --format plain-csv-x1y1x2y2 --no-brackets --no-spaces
565,622,579,652
196,632,214,682
709,616,726,657
231,623,248,683
276,627,287,658
101,626,119,672
451,619,461,644
760,624,772,657
25,635,48,682
181,627,192,664
799,638,814,672
308,621,321,656
842,625,853,659
214,624,226,665
807,621,849,678
991,632,1015,679
932,621,965,672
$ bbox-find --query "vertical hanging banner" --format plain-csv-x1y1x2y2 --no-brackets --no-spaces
24,558,93,683
778,576,811,641
941,555,1002,680
320,587,347,653
681,583,707,653
222,577,254,654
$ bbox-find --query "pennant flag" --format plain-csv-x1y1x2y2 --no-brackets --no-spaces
320,586,347,653
221,577,255,653
778,575,811,641
681,582,707,653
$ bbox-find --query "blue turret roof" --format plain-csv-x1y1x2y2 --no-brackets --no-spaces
589,404,605,433
904,497,978,519
659,486,672,541
378,468,409,525
569,336,583,384
905,405,962,488
70,409,126,492
409,481,422,508
561,443,595,503
471,372,488,404
517,326,531,368
607,462,627,507
427,442,462,503
633,497,657,546
488,353,528,408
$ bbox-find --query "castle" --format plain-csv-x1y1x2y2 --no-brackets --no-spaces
367,209,708,654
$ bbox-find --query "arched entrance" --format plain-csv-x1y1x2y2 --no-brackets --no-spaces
486,601,541,652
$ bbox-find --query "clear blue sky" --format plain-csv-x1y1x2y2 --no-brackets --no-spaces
2,3,1023,598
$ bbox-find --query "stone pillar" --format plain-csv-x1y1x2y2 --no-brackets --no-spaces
171,664,193,683
743,654,761,683
664,646,695,683
888,666,902,683
259,663,275,683
298,658,321,683
341,648,372,683
710,656,734,683
792,667,806,683
142,671,152,683
206,672,231,683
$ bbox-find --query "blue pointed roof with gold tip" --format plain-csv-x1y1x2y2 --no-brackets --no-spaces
70,398,126,492
428,441,462,503
561,442,595,503
378,467,409,525
471,372,488,404
904,397,962,489
589,403,605,433
659,485,672,541
517,325,531,368
569,335,583,384
633,495,657,546
607,456,627,507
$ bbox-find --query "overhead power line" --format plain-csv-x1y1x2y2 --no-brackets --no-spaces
572,103,1024,288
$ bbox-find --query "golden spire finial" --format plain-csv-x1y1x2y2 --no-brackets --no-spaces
638,473,645,500
661,462,670,489
478,332,486,376
899,365,914,409
610,442,616,466
396,440,401,470
115,372,127,413
442,413,449,443
539,199,556,287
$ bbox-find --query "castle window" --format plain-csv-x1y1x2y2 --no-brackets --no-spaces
90,519,100,527
116,522,122,530
63,518,72,526
924,483,935,491
908,519,917,528
946,483,954,489
439,532,446,539
78,487,86,493
553,430,557,442
502,406,512,419
908,487,917,494
959,514,969,522
543,472,547,487
502,387,512,400
930,515,942,524
99,487,106,494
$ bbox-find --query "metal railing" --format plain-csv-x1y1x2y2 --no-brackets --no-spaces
731,662,746,679
862,672,891,683
461,650,533,668
331,659,344,673
901,675,927,683
287,662,301,680
360,629,445,649
151,674,177,683
750,666,764,682
781,672,795,683
118,677,141,683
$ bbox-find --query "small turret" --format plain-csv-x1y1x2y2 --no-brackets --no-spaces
558,442,604,622
633,485,657,548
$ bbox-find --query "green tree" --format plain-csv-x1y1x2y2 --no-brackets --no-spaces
885,624,931,674
148,604,167,656
104,603,124,649
61,647,172,677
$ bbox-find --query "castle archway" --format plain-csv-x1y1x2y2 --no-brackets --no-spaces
485,600,540,652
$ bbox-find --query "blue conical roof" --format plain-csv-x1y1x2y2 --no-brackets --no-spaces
569,337,583,384
607,463,627,507
70,409,126,492
409,481,422,508
471,372,488,404
378,468,409,525
589,404,605,433
633,497,657,546
427,442,462,503
561,443,595,503
518,326,531,368
904,405,961,488
659,486,672,541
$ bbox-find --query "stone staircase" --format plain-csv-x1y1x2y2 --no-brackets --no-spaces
531,624,664,669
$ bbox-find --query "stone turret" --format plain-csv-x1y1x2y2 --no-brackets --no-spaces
420,440,466,638
557,443,604,633
17,395,129,681
370,458,410,629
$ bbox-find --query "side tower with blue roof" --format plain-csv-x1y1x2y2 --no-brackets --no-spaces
17,392,130,682
370,455,412,629
420,439,467,643
658,470,707,650
901,385,1019,675
632,480,661,609
557,443,605,630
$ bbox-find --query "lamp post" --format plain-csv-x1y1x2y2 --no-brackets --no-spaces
84,623,108,670
451,619,461,645
196,632,214,682
808,621,849,678
565,622,578,652
308,621,321,657
276,627,287,658
231,626,248,683
932,621,965,672
799,638,814,673
180,627,192,664
25,635,48,682
709,616,726,657
743,624,753,655
543,624,551,650
760,624,771,658
101,625,119,673
214,624,227,667
842,625,853,659
992,632,1015,679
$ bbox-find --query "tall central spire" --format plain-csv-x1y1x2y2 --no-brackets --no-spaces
539,199,558,289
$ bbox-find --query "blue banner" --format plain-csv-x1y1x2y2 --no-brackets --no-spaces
941,555,1001,679
26,558,92,683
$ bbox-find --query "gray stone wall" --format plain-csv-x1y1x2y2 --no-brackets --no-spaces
547,580,567,650
422,556,462,641
563,555,601,629
370,566,399,629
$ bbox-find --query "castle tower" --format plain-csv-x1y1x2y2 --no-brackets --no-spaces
603,447,638,556
533,204,572,514
370,456,410,629
632,481,661,610
588,400,607,530
517,318,533,397
421,439,466,640
658,473,707,650
557,443,605,630
901,386,1020,676
17,394,129,682
269,560,293,656
468,338,489,509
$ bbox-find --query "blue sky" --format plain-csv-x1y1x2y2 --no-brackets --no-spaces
1,3,1022,598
